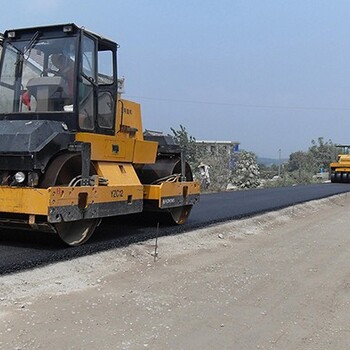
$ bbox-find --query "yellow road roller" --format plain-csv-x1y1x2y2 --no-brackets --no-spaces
0,24,199,245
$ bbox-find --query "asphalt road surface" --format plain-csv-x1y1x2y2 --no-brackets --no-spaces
0,183,349,275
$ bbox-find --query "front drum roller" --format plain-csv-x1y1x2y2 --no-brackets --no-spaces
341,172,348,183
40,153,99,246
335,172,342,183
137,158,194,225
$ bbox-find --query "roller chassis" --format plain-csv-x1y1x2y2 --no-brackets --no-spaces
0,180,199,224
0,158,200,245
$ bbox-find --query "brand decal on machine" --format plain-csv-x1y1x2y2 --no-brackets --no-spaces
123,108,133,115
111,190,124,198
162,197,176,206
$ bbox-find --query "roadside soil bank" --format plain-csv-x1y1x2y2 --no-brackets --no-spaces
1,194,350,349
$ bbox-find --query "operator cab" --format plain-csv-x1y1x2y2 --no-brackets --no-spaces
0,24,118,135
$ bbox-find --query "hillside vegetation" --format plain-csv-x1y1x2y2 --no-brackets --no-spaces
171,126,337,192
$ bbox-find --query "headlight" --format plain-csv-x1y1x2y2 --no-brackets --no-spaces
14,171,26,183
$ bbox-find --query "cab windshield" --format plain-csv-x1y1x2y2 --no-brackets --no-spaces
0,36,77,114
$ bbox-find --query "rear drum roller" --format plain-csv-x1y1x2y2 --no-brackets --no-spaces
170,160,193,225
138,158,194,225
137,158,193,184
166,205,193,225
335,172,342,183
40,153,99,246
341,172,348,183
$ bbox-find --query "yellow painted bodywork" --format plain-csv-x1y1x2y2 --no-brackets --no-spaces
330,167,350,173
330,154,350,172
95,162,141,186
48,162,144,212
0,187,49,215
0,180,200,218
76,98,157,164
49,185,142,207
0,183,143,217
118,99,144,140
143,181,200,207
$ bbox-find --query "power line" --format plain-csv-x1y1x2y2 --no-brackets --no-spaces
125,95,350,112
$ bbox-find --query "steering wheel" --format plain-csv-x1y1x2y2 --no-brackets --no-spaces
41,68,64,77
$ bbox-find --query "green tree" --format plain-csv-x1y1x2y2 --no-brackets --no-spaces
285,137,337,184
308,137,336,172
287,151,310,172
259,163,279,179
170,125,200,168
287,151,315,183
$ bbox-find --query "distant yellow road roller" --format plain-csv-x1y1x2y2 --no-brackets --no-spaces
330,145,350,183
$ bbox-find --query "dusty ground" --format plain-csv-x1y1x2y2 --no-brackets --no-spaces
1,194,350,349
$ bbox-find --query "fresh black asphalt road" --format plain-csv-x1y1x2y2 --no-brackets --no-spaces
0,183,349,275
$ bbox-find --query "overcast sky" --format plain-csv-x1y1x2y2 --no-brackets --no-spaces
2,0,350,158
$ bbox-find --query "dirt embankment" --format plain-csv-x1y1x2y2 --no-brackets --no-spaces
1,194,350,349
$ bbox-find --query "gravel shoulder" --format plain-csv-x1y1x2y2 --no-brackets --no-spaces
1,194,350,349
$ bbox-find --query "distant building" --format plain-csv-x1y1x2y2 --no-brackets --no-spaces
196,140,240,170
195,140,240,158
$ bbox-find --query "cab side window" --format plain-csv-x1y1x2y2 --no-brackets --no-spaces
98,50,113,84
79,35,96,130
97,47,115,129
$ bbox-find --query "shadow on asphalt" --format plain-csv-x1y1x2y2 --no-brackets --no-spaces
0,213,184,275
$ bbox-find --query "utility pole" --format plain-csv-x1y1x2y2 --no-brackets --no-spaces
278,149,281,177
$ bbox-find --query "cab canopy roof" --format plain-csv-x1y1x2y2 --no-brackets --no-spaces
3,23,117,48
